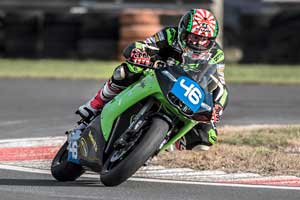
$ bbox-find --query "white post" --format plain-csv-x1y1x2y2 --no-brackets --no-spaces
211,0,223,47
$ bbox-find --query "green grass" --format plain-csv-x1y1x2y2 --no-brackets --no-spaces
0,59,118,79
0,59,300,84
154,125,300,176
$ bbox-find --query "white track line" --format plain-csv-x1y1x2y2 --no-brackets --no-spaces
0,164,300,190
1,136,300,189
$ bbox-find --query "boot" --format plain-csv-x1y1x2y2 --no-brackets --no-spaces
76,78,122,122
76,89,105,122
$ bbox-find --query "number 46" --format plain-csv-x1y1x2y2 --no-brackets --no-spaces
180,79,202,105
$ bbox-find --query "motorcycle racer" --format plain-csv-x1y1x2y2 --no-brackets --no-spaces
76,9,229,151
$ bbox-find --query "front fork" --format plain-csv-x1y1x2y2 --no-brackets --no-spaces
110,99,155,150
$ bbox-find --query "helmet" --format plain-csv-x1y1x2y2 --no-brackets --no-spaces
178,9,219,53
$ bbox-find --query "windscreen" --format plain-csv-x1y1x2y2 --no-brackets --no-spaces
180,52,218,92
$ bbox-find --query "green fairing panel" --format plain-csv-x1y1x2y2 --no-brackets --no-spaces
100,73,163,141
160,120,197,151
100,70,199,150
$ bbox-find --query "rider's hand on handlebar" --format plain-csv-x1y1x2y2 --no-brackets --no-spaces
130,48,151,66
212,103,223,122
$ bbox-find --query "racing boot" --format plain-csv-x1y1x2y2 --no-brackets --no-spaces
76,89,105,122
174,124,217,151
174,136,210,151
76,78,123,122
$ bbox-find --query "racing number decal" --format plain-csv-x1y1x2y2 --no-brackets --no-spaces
69,141,78,159
67,129,81,164
180,79,203,105
171,76,205,112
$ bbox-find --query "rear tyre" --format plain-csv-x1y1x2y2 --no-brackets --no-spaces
51,142,85,181
100,117,169,186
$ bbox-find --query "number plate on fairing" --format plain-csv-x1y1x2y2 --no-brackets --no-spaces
171,76,205,113
67,129,81,164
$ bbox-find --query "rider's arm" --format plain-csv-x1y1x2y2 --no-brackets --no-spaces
123,27,177,59
209,47,229,110
213,83,229,110
213,62,229,110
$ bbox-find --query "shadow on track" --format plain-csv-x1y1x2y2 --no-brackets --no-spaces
0,179,104,187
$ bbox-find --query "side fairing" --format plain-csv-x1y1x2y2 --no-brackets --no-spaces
100,73,163,141
77,115,106,172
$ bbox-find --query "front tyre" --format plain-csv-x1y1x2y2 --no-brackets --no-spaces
51,142,85,181
100,117,169,186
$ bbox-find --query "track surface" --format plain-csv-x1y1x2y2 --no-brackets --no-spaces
1,168,300,200
0,78,300,199
0,78,299,139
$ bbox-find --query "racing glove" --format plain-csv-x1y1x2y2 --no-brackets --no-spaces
130,48,151,66
212,103,223,122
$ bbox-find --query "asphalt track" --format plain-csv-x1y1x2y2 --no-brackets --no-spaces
1,78,300,199
0,78,299,139
1,168,300,200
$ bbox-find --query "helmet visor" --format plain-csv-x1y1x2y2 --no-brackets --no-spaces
186,33,213,51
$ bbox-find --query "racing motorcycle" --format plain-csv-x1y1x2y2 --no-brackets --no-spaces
51,53,223,186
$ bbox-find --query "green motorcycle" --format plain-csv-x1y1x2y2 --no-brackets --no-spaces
51,54,223,186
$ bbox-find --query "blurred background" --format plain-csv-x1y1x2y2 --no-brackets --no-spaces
0,0,299,64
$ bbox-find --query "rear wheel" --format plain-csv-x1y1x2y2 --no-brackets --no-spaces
100,117,169,186
51,142,85,181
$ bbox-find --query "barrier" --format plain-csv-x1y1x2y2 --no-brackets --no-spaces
118,9,162,60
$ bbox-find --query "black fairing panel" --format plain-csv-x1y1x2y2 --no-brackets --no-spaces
77,115,105,172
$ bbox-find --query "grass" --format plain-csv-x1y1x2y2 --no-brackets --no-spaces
0,59,118,79
0,59,300,84
153,125,300,176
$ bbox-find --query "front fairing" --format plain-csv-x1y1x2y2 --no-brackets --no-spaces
155,54,217,118
99,54,218,149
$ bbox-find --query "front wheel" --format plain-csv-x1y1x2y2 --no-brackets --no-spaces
100,117,169,186
51,142,85,181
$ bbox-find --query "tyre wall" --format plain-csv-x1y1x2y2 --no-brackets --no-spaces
1,9,298,63
118,9,162,60
0,11,119,59
239,11,300,64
